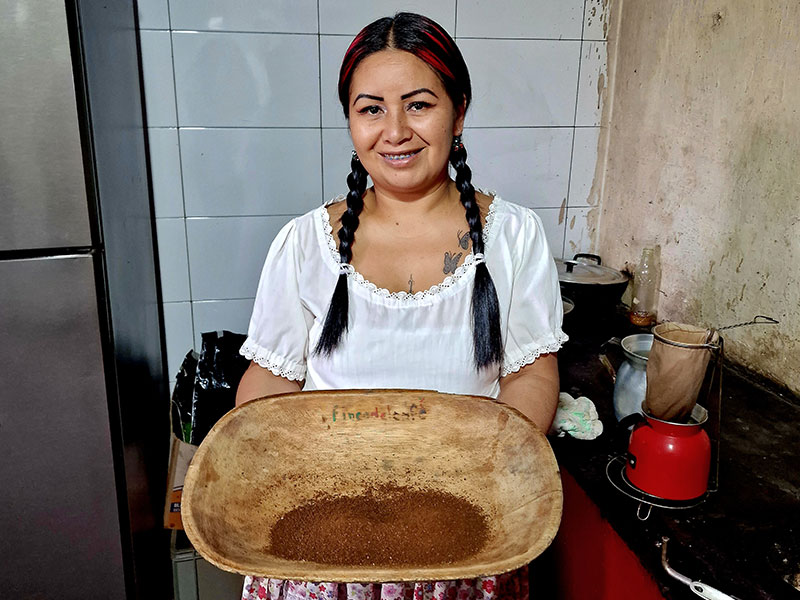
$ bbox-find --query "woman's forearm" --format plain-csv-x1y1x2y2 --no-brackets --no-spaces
497,352,560,432
235,361,304,407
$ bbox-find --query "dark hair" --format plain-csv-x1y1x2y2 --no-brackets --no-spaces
314,12,503,370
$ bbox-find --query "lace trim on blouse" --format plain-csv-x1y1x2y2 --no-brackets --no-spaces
239,339,306,381
320,192,499,302
500,332,570,377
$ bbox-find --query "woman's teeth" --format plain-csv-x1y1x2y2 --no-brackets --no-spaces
383,150,421,161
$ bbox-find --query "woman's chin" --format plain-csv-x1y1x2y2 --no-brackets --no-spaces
372,174,450,198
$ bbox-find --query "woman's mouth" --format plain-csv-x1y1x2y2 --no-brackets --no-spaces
379,149,423,164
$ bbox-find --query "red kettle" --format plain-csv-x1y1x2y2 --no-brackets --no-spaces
624,404,711,501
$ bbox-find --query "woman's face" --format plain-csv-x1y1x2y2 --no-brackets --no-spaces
347,49,465,197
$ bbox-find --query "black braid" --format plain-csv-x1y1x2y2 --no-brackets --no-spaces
314,153,368,356
451,140,503,369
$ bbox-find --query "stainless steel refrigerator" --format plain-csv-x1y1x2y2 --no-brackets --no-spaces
1,1,170,597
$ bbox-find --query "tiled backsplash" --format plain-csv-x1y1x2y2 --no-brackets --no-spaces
137,0,608,381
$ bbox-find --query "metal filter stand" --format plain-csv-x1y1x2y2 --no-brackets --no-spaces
705,336,724,493
707,315,778,493
605,456,708,520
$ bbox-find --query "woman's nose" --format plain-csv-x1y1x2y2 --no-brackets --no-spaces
384,110,412,144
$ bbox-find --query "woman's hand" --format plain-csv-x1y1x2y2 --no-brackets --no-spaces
235,361,304,407
497,353,560,433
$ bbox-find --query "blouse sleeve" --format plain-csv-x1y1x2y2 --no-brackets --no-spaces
239,218,311,381
501,209,568,376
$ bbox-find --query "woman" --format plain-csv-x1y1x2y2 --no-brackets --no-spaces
236,12,566,600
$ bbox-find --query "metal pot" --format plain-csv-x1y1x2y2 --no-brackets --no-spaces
600,334,653,421
555,254,629,324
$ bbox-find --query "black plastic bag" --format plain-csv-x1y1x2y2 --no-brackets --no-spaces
171,350,199,442
189,330,249,445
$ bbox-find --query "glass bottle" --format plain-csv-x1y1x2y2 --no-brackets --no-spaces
629,245,661,327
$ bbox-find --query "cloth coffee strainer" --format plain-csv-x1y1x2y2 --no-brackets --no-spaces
644,316,779,422
644,323,721,422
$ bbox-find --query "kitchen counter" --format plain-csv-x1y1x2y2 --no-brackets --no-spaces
553,315,800,600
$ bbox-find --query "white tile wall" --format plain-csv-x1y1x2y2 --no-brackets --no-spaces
180,128,322,216
192,299,256,349
169,0,318,33
320,35,355,128
155,218,191,302
534,207,565,259
569,127,601,207
139,30,176,127
464,128,572,208
576,40,608,126
139,1,606,363
456,0,584,39
460,39,581,127
137,0,170,30
565,206,595,258
318,1,456,35
162,302,194,381
322,128,363,202
186,216,295,300
172,32,320,127
583,0,610,41
147,127,183,218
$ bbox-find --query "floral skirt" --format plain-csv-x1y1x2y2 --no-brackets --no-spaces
241,567,529,600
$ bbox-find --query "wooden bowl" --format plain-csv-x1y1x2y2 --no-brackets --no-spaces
182,389,562,582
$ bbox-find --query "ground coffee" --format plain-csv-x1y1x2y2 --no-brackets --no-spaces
268,484,489,566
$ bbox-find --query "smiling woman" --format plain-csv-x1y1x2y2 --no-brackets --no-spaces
234,12,567,600
315,13,504,368
347,53,463,198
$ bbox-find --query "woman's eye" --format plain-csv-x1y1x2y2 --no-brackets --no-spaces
408,101,431,111
358,105,382,115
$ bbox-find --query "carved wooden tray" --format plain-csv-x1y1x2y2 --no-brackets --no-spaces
182,389,562,582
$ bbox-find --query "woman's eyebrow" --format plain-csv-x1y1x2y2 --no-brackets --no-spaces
401,88,438,100
352,88,439,105
352,93,383,105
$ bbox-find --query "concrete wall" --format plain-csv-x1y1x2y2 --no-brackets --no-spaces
595,1,800,393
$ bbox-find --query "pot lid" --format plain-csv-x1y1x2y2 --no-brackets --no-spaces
555,254,628,285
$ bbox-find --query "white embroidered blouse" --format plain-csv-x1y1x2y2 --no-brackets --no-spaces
240,194,568,398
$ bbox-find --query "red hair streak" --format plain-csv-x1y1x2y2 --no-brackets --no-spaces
340,23,459,96
340,31,367,86
423,28,452,56
416,47,454,80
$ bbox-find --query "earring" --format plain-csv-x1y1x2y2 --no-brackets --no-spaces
351,150,360,162
452,136,464,152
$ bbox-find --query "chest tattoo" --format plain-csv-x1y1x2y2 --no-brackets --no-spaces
457,230,470,250
408,274,414,294
443,251,463,274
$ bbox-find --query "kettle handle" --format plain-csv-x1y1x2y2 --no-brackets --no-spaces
598,354,616,382
615,412,645,452
618,412,644,430
599,337,623,381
